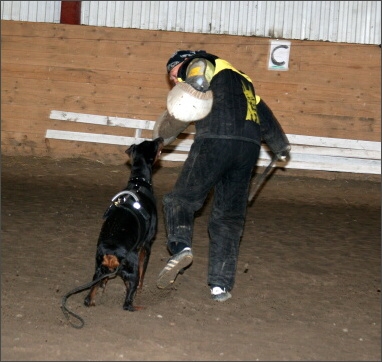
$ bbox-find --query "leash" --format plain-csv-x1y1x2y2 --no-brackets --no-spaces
61,267,122,329
61,187,152,329
248,154,279,203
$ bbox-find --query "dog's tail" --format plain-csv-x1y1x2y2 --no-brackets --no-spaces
61,262,121,329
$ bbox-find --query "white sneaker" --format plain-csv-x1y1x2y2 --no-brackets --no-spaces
210,286,232,302
156,247,193,289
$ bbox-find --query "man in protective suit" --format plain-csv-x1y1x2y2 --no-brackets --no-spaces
155,50,290,302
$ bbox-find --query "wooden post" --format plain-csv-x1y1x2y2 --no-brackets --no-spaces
60,1,81,25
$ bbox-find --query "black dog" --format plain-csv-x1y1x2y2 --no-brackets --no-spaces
82,137,164,313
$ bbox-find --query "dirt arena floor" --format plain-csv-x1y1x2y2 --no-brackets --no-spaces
1,154,381,361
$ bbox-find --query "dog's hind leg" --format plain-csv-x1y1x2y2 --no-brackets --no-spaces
122,280,140,311
120,260,141,311
137,247,151,290
99,254,119,291
84,263,112,307
84,281,102,307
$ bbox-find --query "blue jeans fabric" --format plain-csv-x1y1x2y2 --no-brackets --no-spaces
163,138,260,291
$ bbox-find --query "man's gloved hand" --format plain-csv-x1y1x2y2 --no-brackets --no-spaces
277,146,291,162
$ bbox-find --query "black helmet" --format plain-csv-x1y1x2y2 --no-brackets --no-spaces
166,50,206,73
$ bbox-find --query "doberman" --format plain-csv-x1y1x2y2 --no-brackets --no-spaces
61,137,164,328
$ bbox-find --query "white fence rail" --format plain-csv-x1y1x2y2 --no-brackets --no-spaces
46,110,381,175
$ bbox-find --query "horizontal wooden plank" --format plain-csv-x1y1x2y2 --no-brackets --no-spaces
2,33,378,93
7,75,376,137
44,129,275,164
288,145,380,160
8,33,374,85
286,134,380,151
46,106,380,143
2,64,380,121
1,77,167,119
3,57,371,101
285,155,380,174
274,111,381,142
1,33,218,63
163,151,381,174
159,140,381,161
1,76,167,103
3,21,377,67
260,91,379,118
48,110,381,152
45,129,381,174
1,48,166,75
0,20,271,45
167,156,380,175
49,110,156,130
1,103,163,129
45,129,146,146
0,62,167,89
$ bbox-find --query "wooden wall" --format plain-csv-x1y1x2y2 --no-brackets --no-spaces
1,20,381,165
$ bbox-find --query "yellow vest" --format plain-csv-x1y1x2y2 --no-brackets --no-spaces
214,59,261,106
214,59,260,123
178,57,261,123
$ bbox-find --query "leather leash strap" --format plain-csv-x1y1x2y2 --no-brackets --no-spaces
248,154,279,203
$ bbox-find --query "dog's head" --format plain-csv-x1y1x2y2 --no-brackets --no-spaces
125,137,164,166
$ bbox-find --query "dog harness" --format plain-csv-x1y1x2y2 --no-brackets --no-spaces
103,176,155,248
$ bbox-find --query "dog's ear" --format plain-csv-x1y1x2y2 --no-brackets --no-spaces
125,144,136,156
154,139,164,164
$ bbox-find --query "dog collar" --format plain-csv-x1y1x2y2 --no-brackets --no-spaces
129,176,152,187
128,177,155,205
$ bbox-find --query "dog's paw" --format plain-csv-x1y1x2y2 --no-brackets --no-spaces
123,303,142,312
84,297,95,307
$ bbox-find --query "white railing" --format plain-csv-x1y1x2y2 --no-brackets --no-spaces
46,110,381,175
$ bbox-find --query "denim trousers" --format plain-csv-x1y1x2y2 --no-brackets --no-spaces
163,137,260,291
